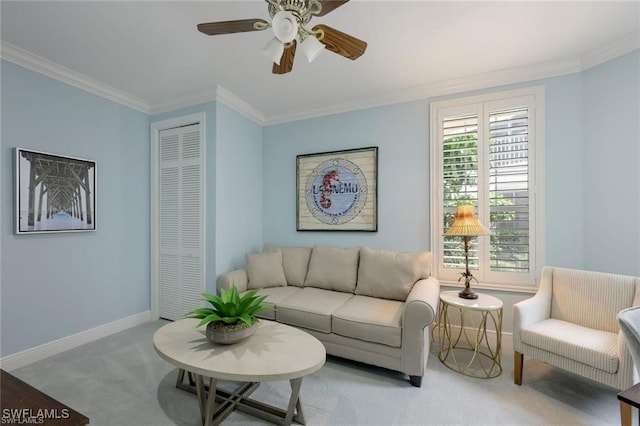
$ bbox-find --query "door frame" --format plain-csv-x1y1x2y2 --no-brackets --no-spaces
150,112,206,320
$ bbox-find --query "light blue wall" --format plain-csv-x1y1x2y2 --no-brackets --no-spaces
582,51,640,276
1,47,637,357
262,80,586,263
215,104,263,275
0,61,150,357
262,53,640,276
263,101,430,251
543,74,585,268
262,51,640,332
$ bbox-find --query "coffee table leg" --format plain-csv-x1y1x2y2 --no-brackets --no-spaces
195,374,206,424
195,375,218,426
204,377,218,426
180,372,307,426
285,378,305,425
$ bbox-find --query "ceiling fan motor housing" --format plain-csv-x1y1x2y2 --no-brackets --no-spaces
268,0,318,26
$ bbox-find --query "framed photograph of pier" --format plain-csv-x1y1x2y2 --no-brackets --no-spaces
14,148,96,234
296,147,378,232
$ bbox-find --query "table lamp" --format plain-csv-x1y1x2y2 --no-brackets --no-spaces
444,205,491,299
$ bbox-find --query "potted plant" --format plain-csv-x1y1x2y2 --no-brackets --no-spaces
186,285,270,344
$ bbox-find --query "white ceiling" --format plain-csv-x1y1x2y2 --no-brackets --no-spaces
1,1,639,124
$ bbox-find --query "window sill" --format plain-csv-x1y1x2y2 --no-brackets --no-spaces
436,278,537,295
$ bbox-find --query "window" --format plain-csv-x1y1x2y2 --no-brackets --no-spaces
430,87,545,291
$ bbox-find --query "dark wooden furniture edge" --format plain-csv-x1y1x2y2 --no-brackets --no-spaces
1,369,89,425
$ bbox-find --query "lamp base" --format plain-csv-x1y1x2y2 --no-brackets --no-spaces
458,287,478,300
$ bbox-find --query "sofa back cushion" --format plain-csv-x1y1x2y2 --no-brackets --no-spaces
304,245,360,293
356,246,432,301
246,250,287,289
263,243,312,287
550,267,638,333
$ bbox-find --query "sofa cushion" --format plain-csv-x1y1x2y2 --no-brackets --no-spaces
246,250,287,289
264,243,312,287
332,295,403,348
304,245,360,293
276,287,353,333
355,246,432,301
520,318,618,373
242,286,301,320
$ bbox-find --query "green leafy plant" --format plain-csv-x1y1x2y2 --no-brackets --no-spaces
186,285,269,328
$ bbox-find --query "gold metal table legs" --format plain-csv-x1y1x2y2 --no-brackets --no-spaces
437,293,503,379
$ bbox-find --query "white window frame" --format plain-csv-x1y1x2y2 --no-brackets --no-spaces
430,87,546,293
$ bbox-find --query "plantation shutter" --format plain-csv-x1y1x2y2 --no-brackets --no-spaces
432,89,541,289
442,114,480,271
158,124,204,321
488,107,530,273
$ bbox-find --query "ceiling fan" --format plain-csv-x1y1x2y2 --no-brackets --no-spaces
197,0,367,75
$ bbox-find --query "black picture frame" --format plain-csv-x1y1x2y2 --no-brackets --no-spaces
296,146,378,232
14,148,97,234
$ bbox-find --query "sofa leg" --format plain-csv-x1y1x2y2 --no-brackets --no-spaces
514,351,523,385
409,375,422,387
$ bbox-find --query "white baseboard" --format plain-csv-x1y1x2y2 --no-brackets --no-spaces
0,311,151,371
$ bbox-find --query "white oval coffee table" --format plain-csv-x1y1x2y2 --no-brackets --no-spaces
153,319,325,426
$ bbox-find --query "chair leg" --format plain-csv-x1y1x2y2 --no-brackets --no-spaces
514,351,523,385
619,400,631,426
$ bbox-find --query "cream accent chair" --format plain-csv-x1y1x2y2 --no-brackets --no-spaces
513,266,640,389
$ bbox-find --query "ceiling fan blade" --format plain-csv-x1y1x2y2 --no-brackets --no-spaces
316,0,350,17
313,24,367,60
197,19,268,36
273,40,297,75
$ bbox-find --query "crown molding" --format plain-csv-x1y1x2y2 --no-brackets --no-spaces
262,58,582,125
148,85,265,125
0,41,150,114
215,85,265,125
262,32,638,125
148,89,218,116
2,31,637,126
580,30,639,71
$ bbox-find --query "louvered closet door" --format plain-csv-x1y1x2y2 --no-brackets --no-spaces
158,124,204,321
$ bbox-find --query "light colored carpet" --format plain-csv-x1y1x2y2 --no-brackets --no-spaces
9,320,623,426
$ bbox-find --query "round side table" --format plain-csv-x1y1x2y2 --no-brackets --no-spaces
437,291,503,379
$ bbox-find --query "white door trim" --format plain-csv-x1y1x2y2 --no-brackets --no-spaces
150,112,206,320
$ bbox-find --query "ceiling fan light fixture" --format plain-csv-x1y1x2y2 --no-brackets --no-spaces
262,38,284,65
301,34,324,63
272,10,299,43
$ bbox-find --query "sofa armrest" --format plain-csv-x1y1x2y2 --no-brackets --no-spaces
216,269,248,293
404,277,440,327
401,276,440,378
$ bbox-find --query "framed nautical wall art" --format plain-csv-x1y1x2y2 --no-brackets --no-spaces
15,148,97,234
296,146,378,231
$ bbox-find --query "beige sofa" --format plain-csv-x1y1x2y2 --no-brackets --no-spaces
217,244,440,387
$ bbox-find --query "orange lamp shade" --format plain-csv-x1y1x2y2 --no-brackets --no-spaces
444,205,490,237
